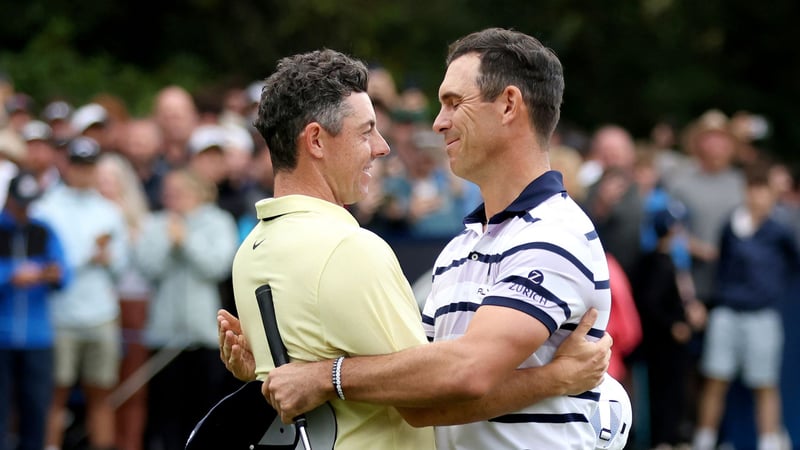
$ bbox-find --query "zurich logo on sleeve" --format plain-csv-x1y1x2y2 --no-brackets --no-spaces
527,270,544,284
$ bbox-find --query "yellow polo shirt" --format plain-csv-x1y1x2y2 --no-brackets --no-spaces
232,195,434,450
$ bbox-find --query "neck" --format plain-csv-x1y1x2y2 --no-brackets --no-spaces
273,171,341,206
479,145,550,220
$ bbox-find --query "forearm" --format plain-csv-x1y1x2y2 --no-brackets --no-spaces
339,339,494,407
396,361,570,427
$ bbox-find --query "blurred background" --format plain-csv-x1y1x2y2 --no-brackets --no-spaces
2,1,800,450
2,0,799,160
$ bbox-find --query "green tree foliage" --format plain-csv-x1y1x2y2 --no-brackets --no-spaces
1,0,798,159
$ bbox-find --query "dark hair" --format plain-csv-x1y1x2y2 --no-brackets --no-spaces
446,28,564,146
253,49,369,171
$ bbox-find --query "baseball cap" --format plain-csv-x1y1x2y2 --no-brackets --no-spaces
224,124,254,154
66,136,101,164
42,100,74,122
71,103,108,134
7,171,43,205
246,80,265,105
188,125,228,155
590,374,633,450
21,120,53,142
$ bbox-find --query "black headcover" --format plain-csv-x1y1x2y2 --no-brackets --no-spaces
185,380,338,450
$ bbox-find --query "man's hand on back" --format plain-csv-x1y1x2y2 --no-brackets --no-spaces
551,308,613,395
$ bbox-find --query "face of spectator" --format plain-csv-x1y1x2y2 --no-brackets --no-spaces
746,183,776,220
592,127,636,171
65,163,97,190
322,92,389,206
633,162,659,193
120,120,163,168
95,160,121,202
82,123,110,150
49,118,73,141
161,171,204,215
154,88,199,145
694,130,736,172
225,147,252,181
190,147,228,184
8,111,32,133
24,140,57,175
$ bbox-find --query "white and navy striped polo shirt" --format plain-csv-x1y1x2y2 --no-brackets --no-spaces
422,170,611,450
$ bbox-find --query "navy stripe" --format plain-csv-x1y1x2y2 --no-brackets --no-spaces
433,249,500,279
560,322,606,339
433,255,473,277
432,301,481,320
504,242,595,283
502,275,572,317
585,230,598,240
481,296,558,334
421,314,434,326
489,413,589,424
569,390,601,401
594,279,610,289
434,240,598,283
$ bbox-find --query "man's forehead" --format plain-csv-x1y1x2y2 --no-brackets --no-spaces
438,54,481,99
343,92,376,122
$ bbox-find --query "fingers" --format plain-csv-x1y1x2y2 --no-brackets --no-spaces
222,330,235,360
217,314,227,356
263,375,293,424
571,307,598,339
599,330,613,347
218,309,243,335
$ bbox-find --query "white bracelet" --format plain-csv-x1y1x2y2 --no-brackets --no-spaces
332,356,346,400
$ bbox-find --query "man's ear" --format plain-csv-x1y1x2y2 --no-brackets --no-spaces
500,85,524,125
301,122,325,159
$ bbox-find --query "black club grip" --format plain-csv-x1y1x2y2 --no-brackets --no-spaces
255,284,289,367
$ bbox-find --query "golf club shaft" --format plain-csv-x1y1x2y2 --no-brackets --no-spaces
255,284,312,450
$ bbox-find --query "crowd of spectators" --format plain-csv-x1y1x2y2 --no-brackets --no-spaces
0,63,798,450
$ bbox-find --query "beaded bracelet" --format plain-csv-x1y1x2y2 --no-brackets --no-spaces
332,356,346,400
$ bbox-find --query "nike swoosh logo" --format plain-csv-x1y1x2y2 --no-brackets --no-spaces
252,239,265,250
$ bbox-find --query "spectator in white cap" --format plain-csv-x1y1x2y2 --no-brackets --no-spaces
30,136,129,450
41,100,74,143
187,124,228,187
21,120,63,194
70,103,110,151
221,123,255,212
244,80,265,125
